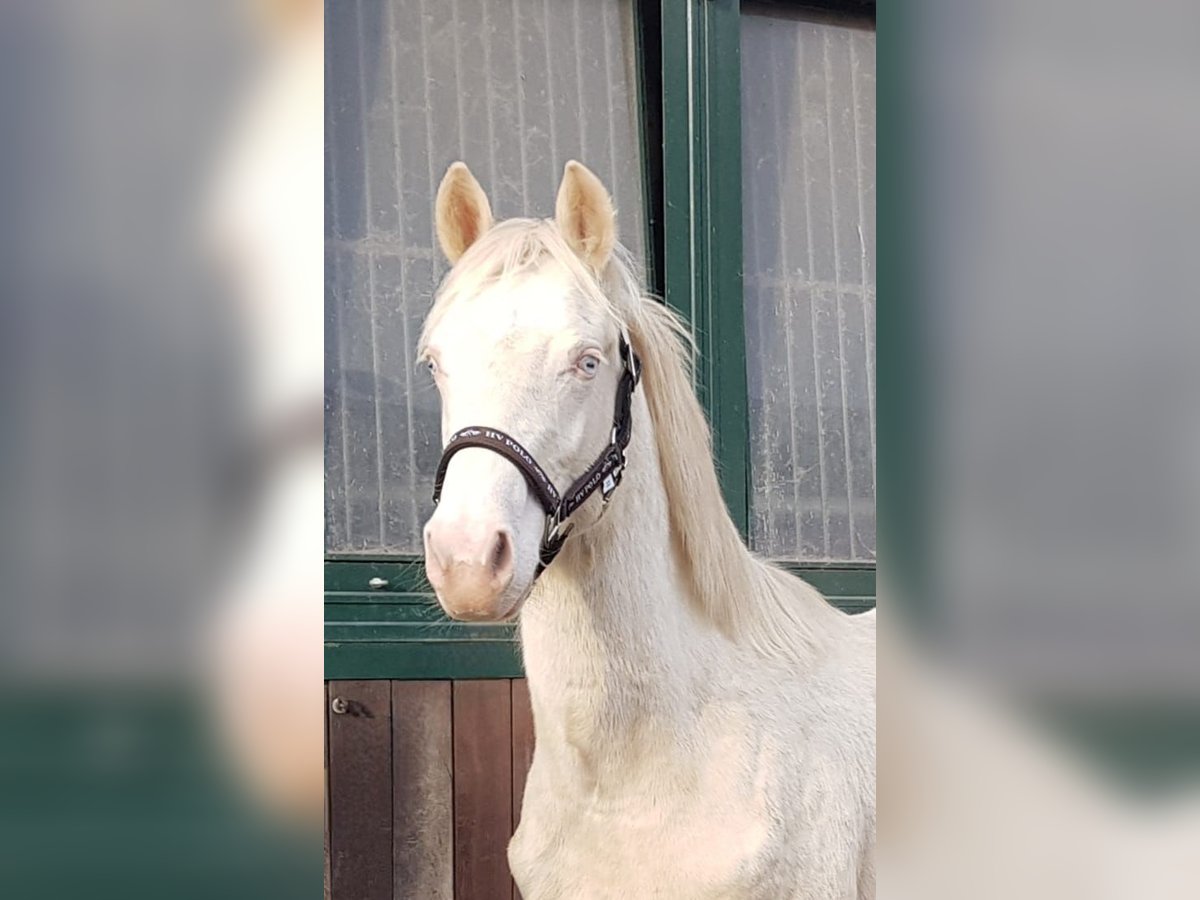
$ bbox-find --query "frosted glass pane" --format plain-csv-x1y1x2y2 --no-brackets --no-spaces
325,0,646,552
741,10,875,561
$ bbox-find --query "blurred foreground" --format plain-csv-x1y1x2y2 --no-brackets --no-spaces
0,1,321,897
880,0,1200,896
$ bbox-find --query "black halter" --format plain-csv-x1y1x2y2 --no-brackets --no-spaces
431,335,641,578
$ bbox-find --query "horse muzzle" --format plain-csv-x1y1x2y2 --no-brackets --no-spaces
424,520,518,621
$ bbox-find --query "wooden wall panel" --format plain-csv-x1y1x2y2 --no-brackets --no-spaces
510,679,535,900
393,681,454,900
453,680,513,900
325,678,536,899
324,682,331,900
328,680,393,900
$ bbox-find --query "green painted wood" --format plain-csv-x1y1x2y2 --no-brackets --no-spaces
779,562,876,598
749,0,875,16
828,598,875,615
325,603,456,623
874,0,924,625
327,558,872,601
325,641,524,681
324,557,872,679
325,623,517,643
325,593,432,607
325,559,520,678
660,0,751,538
324,557,429,593
633,0,665,297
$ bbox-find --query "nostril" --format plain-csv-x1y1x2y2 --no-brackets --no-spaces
489,530,513,581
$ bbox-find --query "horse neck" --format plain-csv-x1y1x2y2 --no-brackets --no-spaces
518,392,722,754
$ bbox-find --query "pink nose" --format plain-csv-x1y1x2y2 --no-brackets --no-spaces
424,521,515,620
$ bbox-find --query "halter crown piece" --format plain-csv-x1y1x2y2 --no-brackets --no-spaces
431,335,641,578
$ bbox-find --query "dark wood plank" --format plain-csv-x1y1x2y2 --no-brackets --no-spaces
328,680,392,900
510,679,535,900
453,680,513,900
393,681,453,900
324,682,331,900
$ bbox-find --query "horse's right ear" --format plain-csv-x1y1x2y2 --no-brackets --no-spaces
555,160,615,270
435,162,493,264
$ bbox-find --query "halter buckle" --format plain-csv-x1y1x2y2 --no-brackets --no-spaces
601,468,621,502
619,331,640,383
600,446,626,502
537,508,573,574
544,508,564,542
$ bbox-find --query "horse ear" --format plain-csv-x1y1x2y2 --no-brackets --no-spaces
435,162,494,264
555,160,616,269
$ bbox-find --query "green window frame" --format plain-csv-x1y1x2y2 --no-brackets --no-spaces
326,0,876,679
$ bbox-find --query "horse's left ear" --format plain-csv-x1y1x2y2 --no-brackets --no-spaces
435,162,494,264
555,160,616,270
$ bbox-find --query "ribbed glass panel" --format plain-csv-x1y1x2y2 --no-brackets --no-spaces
325,0,646,552
741,8,876,561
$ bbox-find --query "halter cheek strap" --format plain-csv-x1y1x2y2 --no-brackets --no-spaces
431,335,641,578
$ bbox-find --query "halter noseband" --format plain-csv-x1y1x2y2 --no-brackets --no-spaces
431,335,641,578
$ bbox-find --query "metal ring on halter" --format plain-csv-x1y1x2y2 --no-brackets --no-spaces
432,334,641,580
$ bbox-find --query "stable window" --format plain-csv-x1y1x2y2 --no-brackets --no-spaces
741,5,876,561
325,0,648,554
